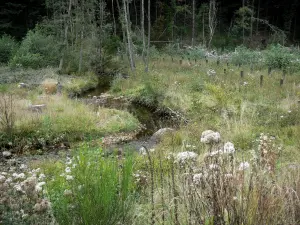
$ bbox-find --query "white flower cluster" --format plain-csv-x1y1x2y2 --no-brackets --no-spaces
193,172,207,185
185,144,197,150
207,69,216,76
139,146,155,155
0,165,51,218
200,130,221,144
238,162,250,171
175,151,198,165
60,157,76,182
208,142,236,157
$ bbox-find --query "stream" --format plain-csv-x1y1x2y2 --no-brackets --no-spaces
0,75,180,171
81,75,180,151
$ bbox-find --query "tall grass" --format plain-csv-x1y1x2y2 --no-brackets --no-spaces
132,134,300,225
0,94,140,151
110,55,300,162
43,144,135,225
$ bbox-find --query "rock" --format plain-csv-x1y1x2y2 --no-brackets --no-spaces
28,104,46,113
200,130,220,144
18,83,29,88
2,151,12,158
139,146,147,155
57,82,63,95
150,128,175,142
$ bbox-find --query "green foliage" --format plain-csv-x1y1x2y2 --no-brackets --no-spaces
163,43,183,56
211,34,236,50
231,6,253,37
265,44,294,69
0,94,140,151
9,30,60,69
185,46,206,59
103,35,121,55
231,46,262,66
163,44,206,59
64,72,98,96
0,35,18,64
46,145,135,225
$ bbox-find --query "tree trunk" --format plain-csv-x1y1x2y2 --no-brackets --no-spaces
141,0,146,65
59,0,72,71
112,0,117,36
203,12,205,46
256,0,260,34
99,0,104,72
123,0,135,71
145,0,151,72
250,0,254,44
116,0,127,59
208,0,217,48
134,0,138,27
242,0,245,44
79,29,83,73
293,17,297,41
192,0,195,47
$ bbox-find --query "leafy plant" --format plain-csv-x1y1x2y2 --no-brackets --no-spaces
265,44,293,69
0,35,18,64
231,45,262,66
9,29,60,69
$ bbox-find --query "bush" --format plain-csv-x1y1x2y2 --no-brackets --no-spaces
10,53,44,69
185,46,206,59
162,44,206,59
265,44,293,69
0,35,18,64
231,45,262,66
9,30,60,69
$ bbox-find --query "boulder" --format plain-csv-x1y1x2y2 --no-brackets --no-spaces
18,83,29,88
150,128,175,143
2,151,12,158
28,104,46,113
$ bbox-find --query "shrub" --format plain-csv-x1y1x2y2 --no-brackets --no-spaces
163,44,206,59
231,45,262,66
0,35,18,64
185,46,206,59
265,44,293,69
9,53,44,69
9,30,60,69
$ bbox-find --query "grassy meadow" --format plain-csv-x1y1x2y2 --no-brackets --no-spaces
1,51,300,224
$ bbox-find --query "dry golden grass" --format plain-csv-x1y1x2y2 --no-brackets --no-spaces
41,78,57,94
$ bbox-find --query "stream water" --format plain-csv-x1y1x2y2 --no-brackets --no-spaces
82,75,180,150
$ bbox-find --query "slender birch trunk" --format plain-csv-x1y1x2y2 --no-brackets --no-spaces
112,0,117,36
208,0,217,48
145,0,151,72
59,0,72,71
141,0,146,65
203,12,205,46
123,0,135,71
116,0,127,59
256,0,260,34
192,0,195,47
250,0,254,43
